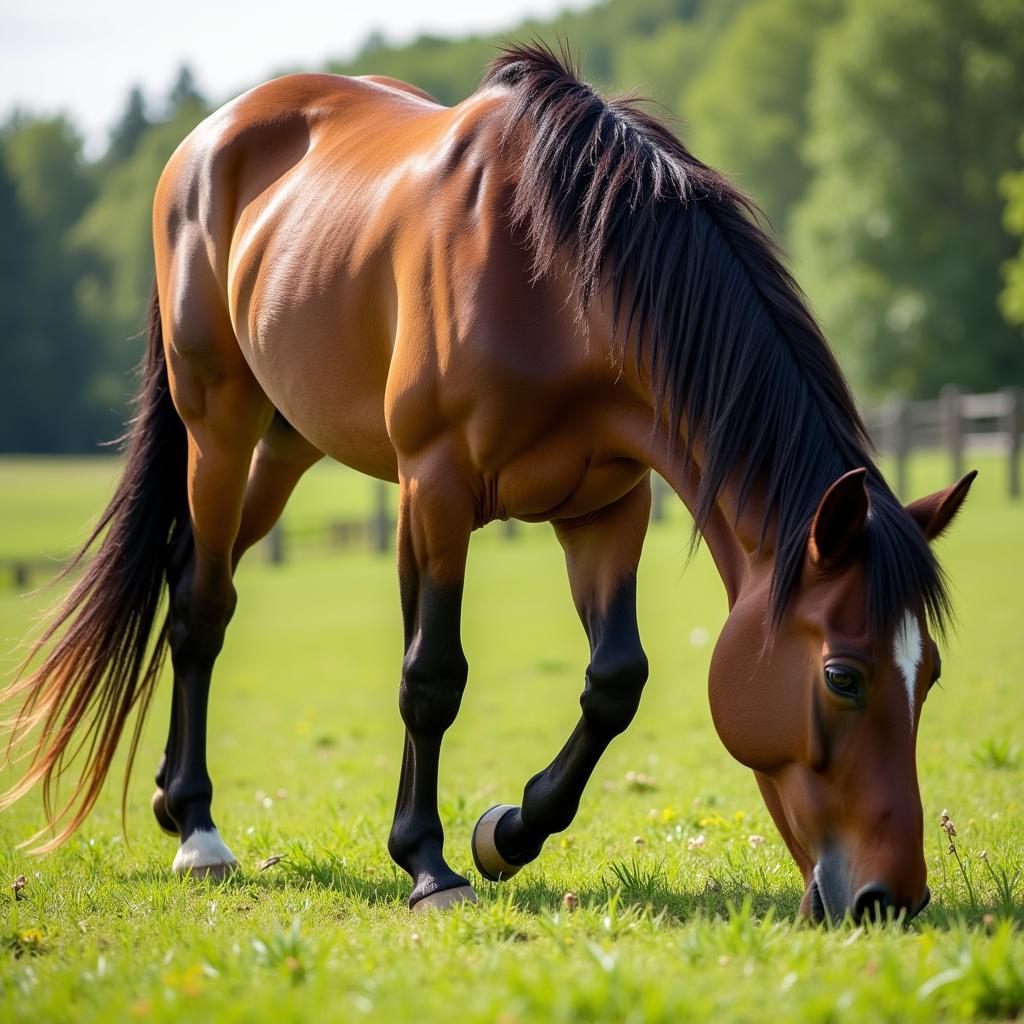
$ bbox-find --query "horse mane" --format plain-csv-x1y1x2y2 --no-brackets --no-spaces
485,42,951,639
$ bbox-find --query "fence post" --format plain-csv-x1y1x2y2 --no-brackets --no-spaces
940,385,963,481
886,396,911,500
1004,386,1022,500
371,480,391,552
266,523,285,565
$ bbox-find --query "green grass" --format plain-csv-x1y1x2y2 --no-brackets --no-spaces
0,453,1022,1022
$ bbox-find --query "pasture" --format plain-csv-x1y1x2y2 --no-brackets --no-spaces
1,453,1022,1022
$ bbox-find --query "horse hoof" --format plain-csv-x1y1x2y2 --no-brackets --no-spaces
412,885,478,912
471,804,523,882
151,788,178,837
172,828,238,880
185,862,238,882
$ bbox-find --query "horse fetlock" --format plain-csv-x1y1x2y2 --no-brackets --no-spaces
162,777,213,831
151,787,178,836
387,814,443,875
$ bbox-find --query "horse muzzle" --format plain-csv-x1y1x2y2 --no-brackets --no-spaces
805,850,930,925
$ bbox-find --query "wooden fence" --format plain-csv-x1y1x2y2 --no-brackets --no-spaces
863,385,1022,500
3,386,1020,586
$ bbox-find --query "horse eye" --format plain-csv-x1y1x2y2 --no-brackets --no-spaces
824,665,862,701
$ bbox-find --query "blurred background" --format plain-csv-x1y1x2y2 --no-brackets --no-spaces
1,0,1021,464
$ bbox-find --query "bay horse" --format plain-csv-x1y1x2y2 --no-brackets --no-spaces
2,44,975,921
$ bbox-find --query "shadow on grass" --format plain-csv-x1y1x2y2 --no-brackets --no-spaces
491,871,800,922
115,852,1022,931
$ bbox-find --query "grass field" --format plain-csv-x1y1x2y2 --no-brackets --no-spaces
1,453,1022,1022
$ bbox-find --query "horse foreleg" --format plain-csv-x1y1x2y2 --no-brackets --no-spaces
386,461,476,910
472,478,651,881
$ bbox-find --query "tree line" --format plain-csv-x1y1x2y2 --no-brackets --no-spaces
2,0,1022,453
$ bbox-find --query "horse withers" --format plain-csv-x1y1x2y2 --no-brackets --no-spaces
1,45,974,922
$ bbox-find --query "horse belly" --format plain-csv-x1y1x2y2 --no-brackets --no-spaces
242,309,397,480
229,198,399,480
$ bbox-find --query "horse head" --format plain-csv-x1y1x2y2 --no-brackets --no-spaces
708,468,975,922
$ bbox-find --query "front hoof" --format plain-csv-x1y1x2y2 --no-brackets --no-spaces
472,804,523,882
411,885,478,912
172,828,238,881
151,788,178,837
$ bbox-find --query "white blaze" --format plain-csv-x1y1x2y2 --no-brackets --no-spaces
892,610,923,726
172,828,237,874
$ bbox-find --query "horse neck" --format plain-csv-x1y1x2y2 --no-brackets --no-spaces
643,430,776,610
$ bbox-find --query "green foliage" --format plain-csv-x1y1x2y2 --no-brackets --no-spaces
0,151,36,450
71,100,210,412
971,737,1022,771
791,0,1024,396
999,133,1024,327
683,0,841,231
0,117,102,451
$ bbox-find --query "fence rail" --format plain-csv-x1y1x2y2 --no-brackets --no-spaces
864,385,1021,499
3,386,1020,587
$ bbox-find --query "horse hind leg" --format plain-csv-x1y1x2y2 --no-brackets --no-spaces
150,411,318,848
156,330,272,877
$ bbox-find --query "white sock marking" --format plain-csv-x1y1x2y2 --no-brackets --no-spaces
892,610,922,727
172,828,237,874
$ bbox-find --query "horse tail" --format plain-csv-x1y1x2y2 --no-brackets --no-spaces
1,283,189,851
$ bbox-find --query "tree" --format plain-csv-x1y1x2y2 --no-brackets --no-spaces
168,65,204,112
106,86,150,164
0,144,38,451
71,103,211,421
683,0,841,233
1,117,102,452
791,0,1024,396
999,133,1024,329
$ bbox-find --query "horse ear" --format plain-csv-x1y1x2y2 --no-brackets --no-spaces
808,468,870,570
905,470,977,541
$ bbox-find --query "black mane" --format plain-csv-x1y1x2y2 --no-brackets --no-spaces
485,42,950,638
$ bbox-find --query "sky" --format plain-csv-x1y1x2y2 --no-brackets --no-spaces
1,0,593,156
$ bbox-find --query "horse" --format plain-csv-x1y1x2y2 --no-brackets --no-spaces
1,44,974,921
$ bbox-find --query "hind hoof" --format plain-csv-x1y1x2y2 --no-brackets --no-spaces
471,804,523,882
184,861,238,882
151,788,178,836
411,885,478,912
172,828,238,880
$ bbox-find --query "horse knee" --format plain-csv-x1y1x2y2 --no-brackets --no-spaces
399,647,469,734
579,646,649,738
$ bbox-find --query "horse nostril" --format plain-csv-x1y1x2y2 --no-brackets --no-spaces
853,882,894,922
